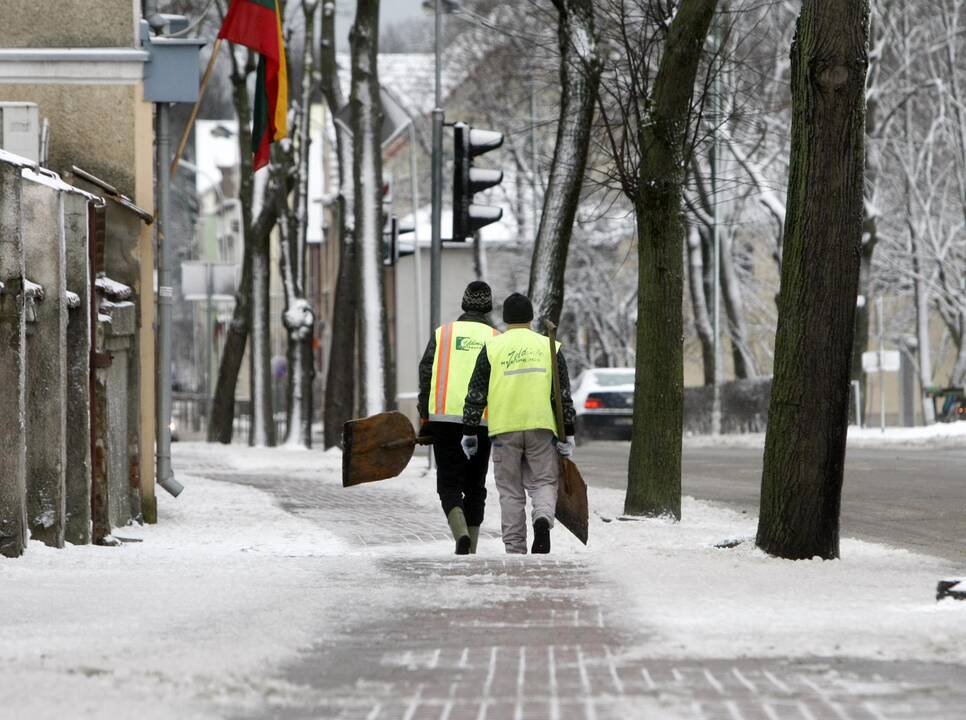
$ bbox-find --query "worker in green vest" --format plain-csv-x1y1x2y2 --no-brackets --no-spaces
417,281,499,554
461,293,576,554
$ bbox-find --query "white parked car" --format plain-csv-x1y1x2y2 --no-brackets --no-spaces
571,367,635,440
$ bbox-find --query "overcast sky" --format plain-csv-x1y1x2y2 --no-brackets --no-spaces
335,0,427,51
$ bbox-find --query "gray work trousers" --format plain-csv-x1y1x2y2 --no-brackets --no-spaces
491,429,559,554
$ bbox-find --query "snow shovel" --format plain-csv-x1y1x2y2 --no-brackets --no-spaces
342,411,433,488
547,321,589,545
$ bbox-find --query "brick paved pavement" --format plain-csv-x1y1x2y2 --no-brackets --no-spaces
174,447,966,720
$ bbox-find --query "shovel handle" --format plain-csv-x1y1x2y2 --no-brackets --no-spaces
380,435,433,450
381,438,415,450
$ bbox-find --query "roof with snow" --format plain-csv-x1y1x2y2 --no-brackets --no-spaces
336,54,439,120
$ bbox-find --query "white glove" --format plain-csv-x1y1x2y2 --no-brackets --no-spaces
556,435,575,458
461,434,479,459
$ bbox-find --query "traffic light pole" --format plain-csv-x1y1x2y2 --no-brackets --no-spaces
430,0,443,336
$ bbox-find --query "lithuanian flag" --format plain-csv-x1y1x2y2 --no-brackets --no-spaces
218,0,288,170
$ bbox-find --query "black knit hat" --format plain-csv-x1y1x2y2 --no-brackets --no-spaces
461,281,492,313
502,292,533,324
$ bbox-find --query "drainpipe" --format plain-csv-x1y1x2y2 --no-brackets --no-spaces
156,101,183,498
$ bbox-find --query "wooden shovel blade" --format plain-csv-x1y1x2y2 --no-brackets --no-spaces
555,458,589,545
342,411,417,487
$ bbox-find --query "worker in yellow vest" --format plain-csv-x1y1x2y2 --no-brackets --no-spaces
417,281,499,554
461,293,576,554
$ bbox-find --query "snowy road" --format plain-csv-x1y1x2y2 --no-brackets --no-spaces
579,439,966,562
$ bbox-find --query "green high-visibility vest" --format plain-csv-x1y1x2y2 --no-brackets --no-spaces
428,320,499,423
484,327,560,437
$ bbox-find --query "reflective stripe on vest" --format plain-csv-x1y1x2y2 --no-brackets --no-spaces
428,320,498,423
484,327,561,437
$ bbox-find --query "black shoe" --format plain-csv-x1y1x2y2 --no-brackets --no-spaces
531,518,550,554
455,535,471,555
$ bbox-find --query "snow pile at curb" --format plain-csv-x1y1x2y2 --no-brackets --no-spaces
572,487,966,664
846,421,966,446
684,421,966,449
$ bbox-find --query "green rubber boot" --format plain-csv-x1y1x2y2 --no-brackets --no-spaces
447,507,471,555
467,526,480,554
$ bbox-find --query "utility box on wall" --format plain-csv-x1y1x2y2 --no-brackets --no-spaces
140,18,205,103
0,103,40,163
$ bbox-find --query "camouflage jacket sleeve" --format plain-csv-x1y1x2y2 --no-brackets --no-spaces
416,333,436,420
557,351,577,437
462,349,491,433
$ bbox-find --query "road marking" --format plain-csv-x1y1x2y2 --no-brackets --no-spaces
703,668,725,694
548,646,561,720
605,645,625,694
763,670,792,694
725,700,748,720
517,646,527,698
366,704,382,720
429,648,441,669
439,682,459,720
797,675,853,720
459,648,469,669
641,667,657,691
731,667,759,694
576,645,592,693
483,647,498,697
796,701,819,720
402,684,423,720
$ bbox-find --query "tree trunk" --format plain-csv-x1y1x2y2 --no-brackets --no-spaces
687,224,715,385
280,1,318,448
209,49,257,444
850,200,878,425
207,252,251,443
249,214,276,447
528,0,602,330
350,0,388,416
951,313,966,388
625,0,717,520
720,231,758,379
756,0,870,560
320,1,357,448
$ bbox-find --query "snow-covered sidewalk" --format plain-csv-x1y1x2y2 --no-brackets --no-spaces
2,441,965,719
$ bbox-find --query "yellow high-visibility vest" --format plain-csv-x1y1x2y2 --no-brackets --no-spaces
484,327,560,437
428,320,499,423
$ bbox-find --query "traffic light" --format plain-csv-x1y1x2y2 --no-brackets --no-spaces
452,122,504,241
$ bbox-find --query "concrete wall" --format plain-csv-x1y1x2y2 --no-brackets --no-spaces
0,159,28,557
0,1,137,49
22,177,68,548
63,192,92,544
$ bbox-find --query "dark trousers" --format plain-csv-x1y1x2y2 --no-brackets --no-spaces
431,422,490,527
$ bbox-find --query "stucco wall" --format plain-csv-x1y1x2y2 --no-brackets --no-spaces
0,83,138,195
0,0,136,48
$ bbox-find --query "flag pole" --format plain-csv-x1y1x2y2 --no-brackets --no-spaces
170,36,224,179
